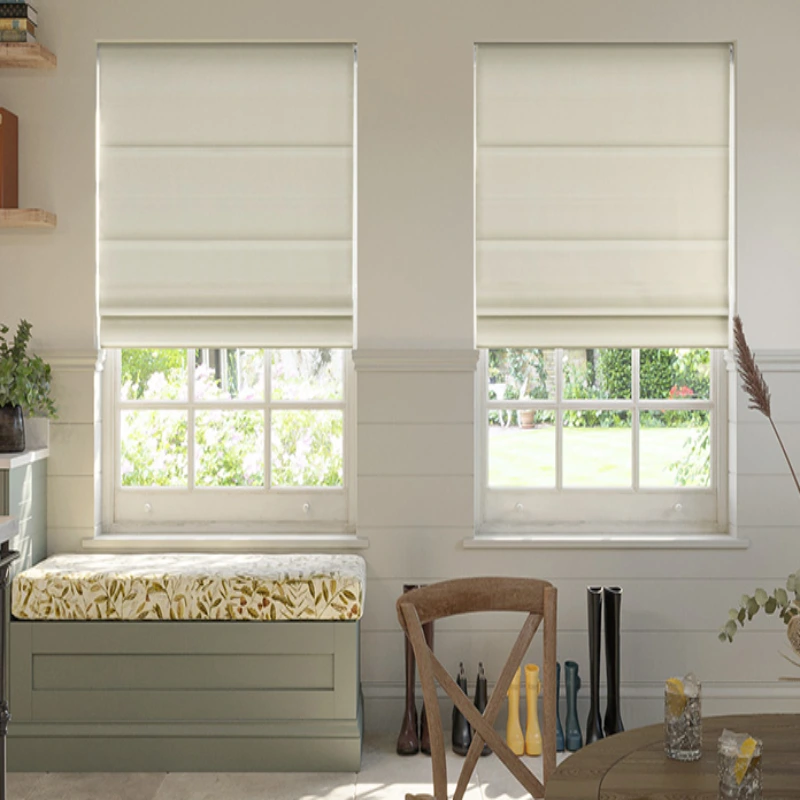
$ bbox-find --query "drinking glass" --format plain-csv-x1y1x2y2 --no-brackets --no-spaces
718,729,762,800
664,673,702,761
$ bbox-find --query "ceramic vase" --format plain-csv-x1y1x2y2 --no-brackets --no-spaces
474,662,491,756
0,405,24,454
524,664,542,756
452,662,472,756
506,666,524,756
555,662,565,753
564,660,583,751
585,586,604,745
603,586,624,736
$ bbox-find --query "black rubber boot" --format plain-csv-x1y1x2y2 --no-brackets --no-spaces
603,586,625,736
585,586,604,745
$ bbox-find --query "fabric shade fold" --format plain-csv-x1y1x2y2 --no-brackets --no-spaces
98,43,355,348
475,43,732,348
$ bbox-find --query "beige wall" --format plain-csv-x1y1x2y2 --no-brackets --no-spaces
2,0,800,730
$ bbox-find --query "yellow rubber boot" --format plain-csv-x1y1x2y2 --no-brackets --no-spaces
525,664,543,756
506,666,524,756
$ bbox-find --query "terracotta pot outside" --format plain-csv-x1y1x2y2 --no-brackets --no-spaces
519,409,536,429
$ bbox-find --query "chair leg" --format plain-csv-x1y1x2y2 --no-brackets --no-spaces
420,619,434,755
398,585,421,755
400,606,448,800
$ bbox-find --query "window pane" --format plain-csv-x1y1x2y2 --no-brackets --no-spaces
488,414,555,487
121,410,188,486
488,349,555,401
194,410,264,487
270,349,344,402
271,410,343,487
640,410,710,487
195,349,265,401
564,349,632,401
563,413,631,487
120,349,187,401
640,349,710,401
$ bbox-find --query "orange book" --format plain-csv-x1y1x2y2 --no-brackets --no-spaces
0,107,18,208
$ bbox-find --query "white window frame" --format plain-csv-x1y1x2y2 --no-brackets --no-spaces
102,348,356,536
476,348,728,536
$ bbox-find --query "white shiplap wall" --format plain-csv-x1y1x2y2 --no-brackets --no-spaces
45,356,103,554
357,355,800,730
2,0,800,737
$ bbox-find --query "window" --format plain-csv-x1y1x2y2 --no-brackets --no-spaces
474,43,733,534
97,43,356,534
480,348,725,531
106,348,351,530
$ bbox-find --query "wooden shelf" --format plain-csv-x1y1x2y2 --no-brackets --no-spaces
0,209,56,229
0,43,56,69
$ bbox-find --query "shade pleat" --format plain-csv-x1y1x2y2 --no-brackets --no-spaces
98,44,355,348
476,43,731,348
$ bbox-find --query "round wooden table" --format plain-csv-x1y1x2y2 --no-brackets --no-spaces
546,714,800,799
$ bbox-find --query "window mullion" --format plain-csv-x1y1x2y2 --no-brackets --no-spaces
264,349,272,492
632,349,640,492
187,349,196,491
555,348,563,491
114,351,122,494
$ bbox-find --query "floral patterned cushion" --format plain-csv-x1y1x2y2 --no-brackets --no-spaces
12,553,365,622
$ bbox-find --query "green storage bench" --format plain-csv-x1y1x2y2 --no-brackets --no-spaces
8,553,365,772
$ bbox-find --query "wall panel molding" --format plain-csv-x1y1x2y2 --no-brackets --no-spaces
726,349,800,373
353,349,479,373
41,351,104,373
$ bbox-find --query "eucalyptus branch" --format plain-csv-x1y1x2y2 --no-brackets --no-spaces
719,580,800,643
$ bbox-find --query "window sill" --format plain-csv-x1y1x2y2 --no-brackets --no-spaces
464,532,750,550
83,533,370,553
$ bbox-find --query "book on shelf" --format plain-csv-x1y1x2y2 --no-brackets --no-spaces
0,4,37,24
0,18,35,32
0,28,35,42
0,107,19,209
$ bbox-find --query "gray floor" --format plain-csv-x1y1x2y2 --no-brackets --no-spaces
7,734,571,799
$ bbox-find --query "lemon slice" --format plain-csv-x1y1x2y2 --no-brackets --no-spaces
734,736,758,785
665,677,686,716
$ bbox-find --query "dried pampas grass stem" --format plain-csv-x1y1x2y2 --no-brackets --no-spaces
734,315,800,496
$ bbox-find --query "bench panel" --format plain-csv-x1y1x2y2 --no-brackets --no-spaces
29,619,338,653
10,619,362,771
33,688,337,722
33,653,334,691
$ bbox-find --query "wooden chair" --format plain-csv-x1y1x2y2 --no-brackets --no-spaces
396,577,557,800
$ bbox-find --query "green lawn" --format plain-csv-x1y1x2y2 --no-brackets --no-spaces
488,425,708,488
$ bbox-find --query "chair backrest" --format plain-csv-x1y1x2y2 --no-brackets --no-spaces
396,577,557,800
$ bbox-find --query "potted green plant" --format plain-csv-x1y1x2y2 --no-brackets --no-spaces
0,320,57,453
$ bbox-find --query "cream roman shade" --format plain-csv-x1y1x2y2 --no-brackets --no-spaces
98,44,355,348
476,44,732,348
